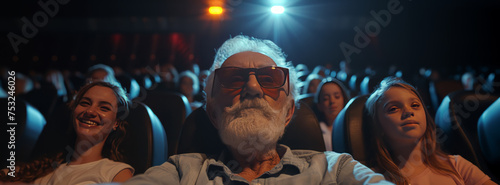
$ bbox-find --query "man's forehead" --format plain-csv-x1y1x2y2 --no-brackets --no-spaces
221,51,277,68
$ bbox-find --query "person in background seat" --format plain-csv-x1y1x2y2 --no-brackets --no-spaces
177,70,203,110
315,77,350,151
86,64,121,86
302,73,324,95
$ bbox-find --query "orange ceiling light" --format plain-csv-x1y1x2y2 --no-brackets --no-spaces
208,6,223,15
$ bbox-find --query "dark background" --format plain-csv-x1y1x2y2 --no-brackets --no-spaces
1,0,499,74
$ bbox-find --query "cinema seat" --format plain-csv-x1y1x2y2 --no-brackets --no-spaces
332,95,370,164
140,90,191,156
477,98,500,181
435,90,499,178
121,102,168,174
0,99,46,167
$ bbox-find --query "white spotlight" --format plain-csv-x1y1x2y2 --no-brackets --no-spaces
271,6,285,14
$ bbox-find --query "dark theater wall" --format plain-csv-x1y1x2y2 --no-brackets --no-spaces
1,0,499,73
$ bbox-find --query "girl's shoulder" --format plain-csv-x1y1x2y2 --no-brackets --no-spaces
446,155,474,168
446,155,491,185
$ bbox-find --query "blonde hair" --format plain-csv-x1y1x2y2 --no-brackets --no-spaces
364,76,459,185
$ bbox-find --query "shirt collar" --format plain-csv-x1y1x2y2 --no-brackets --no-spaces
276,144,308,173
206,144,307,180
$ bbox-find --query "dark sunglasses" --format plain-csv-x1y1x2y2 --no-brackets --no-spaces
214,66,289,90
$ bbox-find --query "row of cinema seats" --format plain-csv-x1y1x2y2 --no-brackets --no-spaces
3,77,498,180
297,67,500,118
0,87,326,175
14,89,190,174
332,90,500,182
6,71,189,158
435,90,500,180
0,98,169,174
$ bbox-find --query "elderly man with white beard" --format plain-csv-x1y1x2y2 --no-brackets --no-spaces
124,35,393,185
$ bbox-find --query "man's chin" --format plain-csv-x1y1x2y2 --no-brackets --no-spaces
220,132,280,158
219,127,283,154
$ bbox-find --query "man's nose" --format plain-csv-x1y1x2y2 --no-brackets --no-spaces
241,74,264,99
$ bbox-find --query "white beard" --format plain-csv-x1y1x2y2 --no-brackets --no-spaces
216,99,290,159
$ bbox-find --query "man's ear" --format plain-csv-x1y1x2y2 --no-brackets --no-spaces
284,101,295,127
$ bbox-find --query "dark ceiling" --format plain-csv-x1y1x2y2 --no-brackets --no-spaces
1,0,499,74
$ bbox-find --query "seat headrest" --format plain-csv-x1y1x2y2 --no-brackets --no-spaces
121,102,167,174
141,91,191,156
280,100,325,152
429,80,464,111
0,99,46,167
19,81,59,118
435,90,499,134
116,74,140,99
435,90,499,169
297,93,315,111
478,97,500,163
176,107,223,155
359,76,384,96
332,95,369,164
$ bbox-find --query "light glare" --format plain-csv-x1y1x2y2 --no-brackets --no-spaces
209,6,223,15
271,6,285,14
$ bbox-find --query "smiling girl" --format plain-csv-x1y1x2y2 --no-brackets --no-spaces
2,81,134,184
364,77,494,185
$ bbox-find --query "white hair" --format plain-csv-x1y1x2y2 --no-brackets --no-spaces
205,35,299,104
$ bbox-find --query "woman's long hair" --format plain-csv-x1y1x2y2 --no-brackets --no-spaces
1,81,130,183
364,77,459,185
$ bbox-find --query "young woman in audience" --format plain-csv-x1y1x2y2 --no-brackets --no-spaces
1,81,134,184
177,70,203,110
364,76,495,185
315,78,350,151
